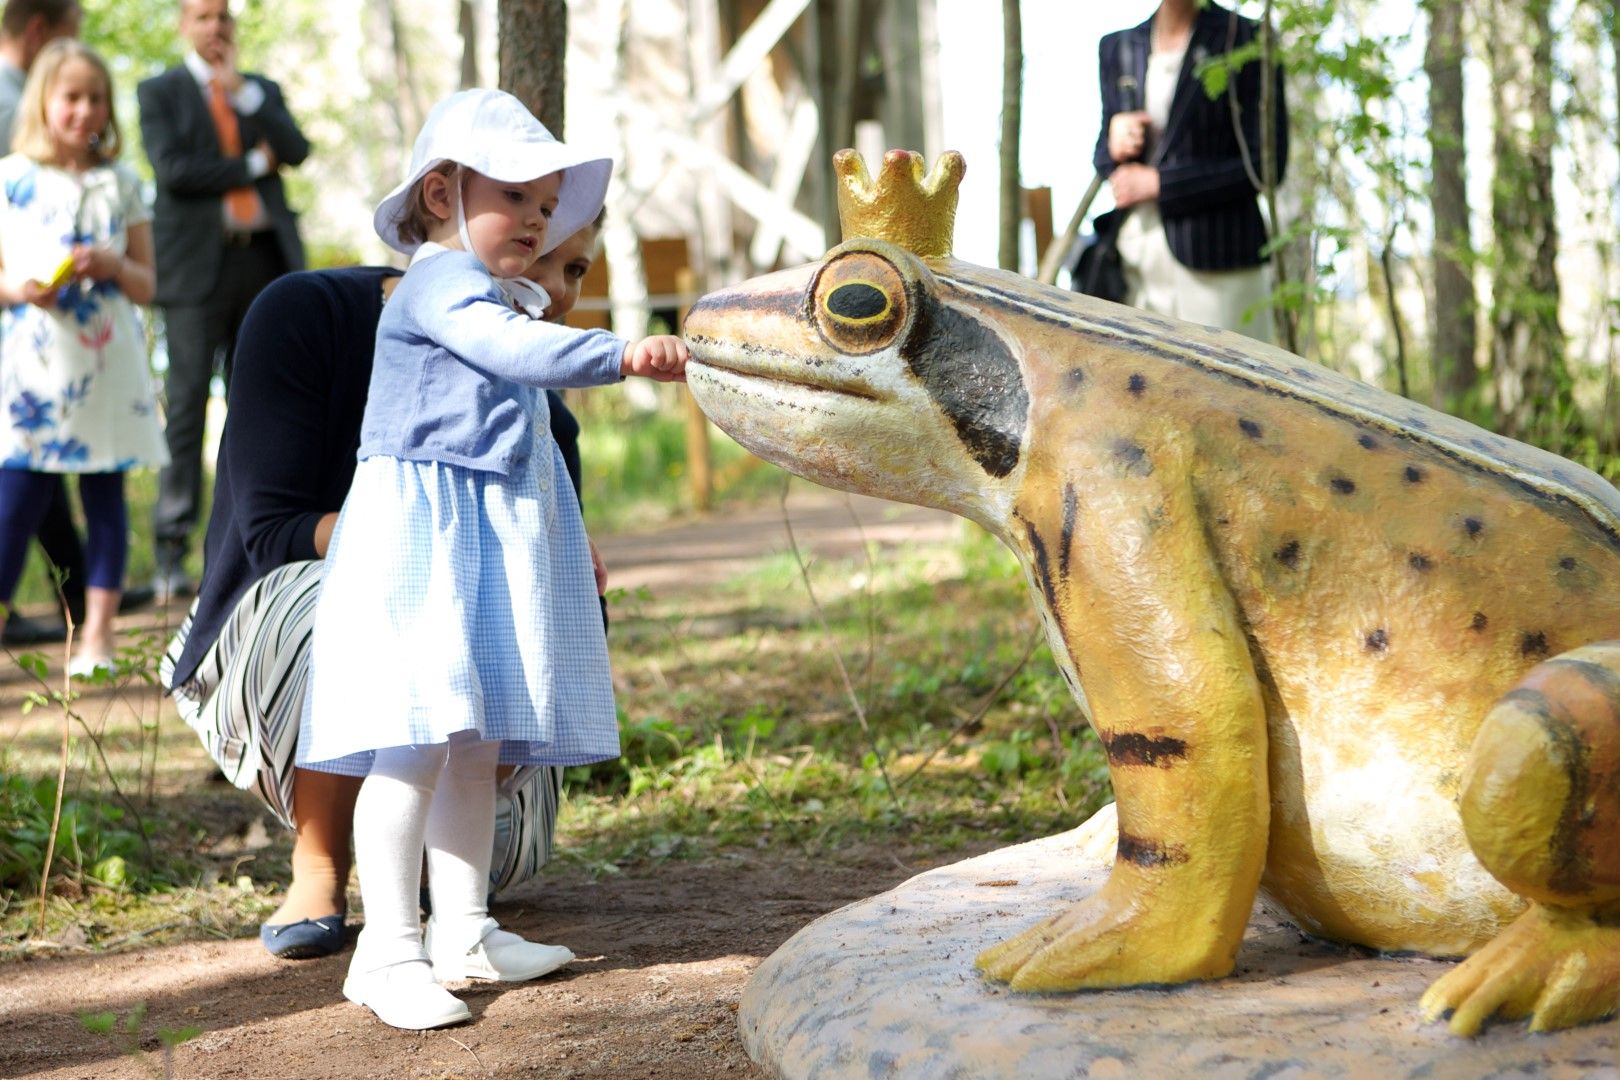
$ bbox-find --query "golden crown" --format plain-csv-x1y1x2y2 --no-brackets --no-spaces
833,148,965,259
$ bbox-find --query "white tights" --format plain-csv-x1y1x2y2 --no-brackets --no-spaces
351,730,501,965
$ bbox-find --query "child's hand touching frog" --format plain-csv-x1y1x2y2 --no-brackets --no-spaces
621,335,688,382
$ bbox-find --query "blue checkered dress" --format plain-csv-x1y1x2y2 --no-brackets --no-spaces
298,406,619,775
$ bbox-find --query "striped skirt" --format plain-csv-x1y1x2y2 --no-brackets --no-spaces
161,560,561,892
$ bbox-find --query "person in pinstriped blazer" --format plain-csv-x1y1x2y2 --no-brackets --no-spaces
1095,0,1287,342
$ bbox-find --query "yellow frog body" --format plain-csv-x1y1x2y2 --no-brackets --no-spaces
682,151,1620,1036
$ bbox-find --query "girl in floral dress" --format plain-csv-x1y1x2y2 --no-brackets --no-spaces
0,39,167,675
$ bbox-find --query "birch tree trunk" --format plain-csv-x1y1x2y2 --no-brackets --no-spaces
1486,0,1571,445
1423,0,1476,413
997,0,1022,272
499,0,568,133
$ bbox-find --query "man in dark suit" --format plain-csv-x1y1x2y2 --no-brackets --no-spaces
139,0,309,599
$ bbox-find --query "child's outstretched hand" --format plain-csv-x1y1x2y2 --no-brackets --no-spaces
621,335,688,383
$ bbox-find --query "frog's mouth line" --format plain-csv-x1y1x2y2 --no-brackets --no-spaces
687,345,887,403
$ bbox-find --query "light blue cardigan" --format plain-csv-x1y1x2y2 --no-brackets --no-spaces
358,249,625,475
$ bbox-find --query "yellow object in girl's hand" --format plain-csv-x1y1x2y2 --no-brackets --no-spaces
41,254,75,290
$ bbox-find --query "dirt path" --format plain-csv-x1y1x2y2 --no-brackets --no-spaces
0,489,966,1080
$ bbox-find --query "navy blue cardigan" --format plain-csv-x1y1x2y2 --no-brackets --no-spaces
1093,2,1288,272
167,267,585,688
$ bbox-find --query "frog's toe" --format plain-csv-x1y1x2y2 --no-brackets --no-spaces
978,896,1234,992
1421,903,1620,1036
975,912,1064,982
1526,948,1620,1032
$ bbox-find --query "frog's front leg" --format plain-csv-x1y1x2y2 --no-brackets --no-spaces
1421,640,1620,1035
978,431,1269,990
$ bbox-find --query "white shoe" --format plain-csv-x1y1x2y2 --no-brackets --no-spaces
342,955,470,1030
67,652,114,680
426,916,574,982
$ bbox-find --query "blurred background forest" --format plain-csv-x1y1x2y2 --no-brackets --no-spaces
75,0,1620,485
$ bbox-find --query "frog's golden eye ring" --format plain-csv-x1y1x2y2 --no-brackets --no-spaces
811,251,908,355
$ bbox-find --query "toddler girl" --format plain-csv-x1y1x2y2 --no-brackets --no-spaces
0,39,167,675
298,89,685,1030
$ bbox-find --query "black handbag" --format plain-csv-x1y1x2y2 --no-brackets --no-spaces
1069,208,1129,304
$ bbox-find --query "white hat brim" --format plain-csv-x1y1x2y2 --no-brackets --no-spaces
373,90,613,256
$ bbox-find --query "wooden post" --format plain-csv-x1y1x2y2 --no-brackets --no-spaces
676,266,713,512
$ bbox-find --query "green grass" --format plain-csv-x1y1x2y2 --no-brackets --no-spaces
555,509,1110,873
574,385,791,533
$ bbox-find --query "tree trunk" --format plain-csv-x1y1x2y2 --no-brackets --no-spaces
1423,0,1476,414
499,0,568,134
997,0,1022,271
813,0,861,242
1487,0,1570,447
459,0,481,90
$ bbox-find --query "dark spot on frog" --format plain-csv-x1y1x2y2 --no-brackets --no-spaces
1408,552,1431,572
1471,612,1488,632
1330,476,1357,495
1559,555,1576,571
1357,433,1379,450
1407,415,1430,430
1520,631,1549,658
1463,517,1483,538
1113,438,1152,476
1066,368,1086,391
1128,373,1147,396
1274,539,1301,568
1404,465,1424,484
1365,628,1389,652
1238,418,1263,439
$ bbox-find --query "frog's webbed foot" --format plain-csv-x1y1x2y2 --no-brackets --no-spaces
976,884,1238,991
1420,904,1620,1036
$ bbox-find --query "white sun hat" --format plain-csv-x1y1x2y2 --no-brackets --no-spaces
373,88,613,256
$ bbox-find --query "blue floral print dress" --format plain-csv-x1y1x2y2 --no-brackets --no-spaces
0,153,168,473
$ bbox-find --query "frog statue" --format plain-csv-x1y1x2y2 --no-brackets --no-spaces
680,149,1620,1036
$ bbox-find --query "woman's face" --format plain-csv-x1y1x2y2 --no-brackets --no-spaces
526,225,599,323
45,57,109,162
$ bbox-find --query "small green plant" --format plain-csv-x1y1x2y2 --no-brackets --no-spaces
80,1003,201,1079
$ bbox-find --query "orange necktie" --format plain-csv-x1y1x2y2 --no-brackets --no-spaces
207,78,263,226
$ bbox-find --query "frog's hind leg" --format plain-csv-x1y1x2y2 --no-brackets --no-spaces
1421,640,1620,1036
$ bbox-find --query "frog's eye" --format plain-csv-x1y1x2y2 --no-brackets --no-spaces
812,251,908,355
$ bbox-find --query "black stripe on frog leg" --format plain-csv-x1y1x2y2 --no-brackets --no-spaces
1059,482,1077,581
1101,730,1188,767
1116,831,1190,867
1016,510,1070,646
1549,656,1620,716
1496,686,1595,895
902,299,1028,478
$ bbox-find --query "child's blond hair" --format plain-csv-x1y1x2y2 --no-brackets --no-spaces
11,39,121,162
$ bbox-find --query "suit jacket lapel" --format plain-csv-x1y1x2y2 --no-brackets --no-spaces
1157,3,1228,159
1118,18,1151,114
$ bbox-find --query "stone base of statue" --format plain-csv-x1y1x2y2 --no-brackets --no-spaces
739,805,1620,1079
